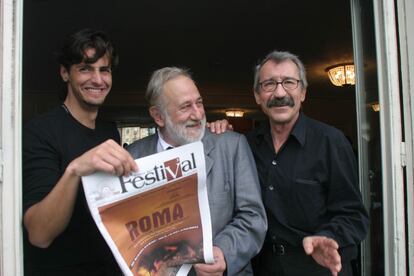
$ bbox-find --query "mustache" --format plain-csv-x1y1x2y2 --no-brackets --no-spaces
266,96,295,108
185,119,204,127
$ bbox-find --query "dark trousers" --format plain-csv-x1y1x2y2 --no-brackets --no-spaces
252,243,353,276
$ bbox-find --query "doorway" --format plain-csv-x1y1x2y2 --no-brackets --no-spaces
21,0,383,275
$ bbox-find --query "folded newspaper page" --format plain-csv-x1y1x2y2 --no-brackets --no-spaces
82,141,214,276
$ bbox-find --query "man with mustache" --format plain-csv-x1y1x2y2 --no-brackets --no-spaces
127,67,267,276
246,50,369,276
23,29,138,275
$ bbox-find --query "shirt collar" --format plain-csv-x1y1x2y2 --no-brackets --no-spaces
156,129,174,153
290,112,306,147
255,112,307,147
156,127,206,152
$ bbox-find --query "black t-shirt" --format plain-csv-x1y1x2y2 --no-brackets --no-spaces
23,105,121,275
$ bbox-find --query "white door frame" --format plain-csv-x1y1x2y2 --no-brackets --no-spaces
373,0,411,275
0,0,24,275
0,0,413,275
396,0,414,274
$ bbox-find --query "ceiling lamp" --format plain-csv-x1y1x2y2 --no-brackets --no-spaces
225,110,244,118
325,63,355,87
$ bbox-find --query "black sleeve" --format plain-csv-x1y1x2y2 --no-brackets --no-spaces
23,119,62,214
316,133,369,247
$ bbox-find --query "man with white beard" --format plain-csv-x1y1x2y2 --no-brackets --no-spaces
127,67,267,276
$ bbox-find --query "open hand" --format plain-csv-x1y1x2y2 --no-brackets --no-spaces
303,236,341,276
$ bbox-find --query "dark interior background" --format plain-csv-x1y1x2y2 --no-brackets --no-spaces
23,0,359,141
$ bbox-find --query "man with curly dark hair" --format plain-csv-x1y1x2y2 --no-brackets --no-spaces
23,29,137,275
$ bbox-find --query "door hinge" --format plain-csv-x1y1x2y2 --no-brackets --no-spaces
401,141,406,167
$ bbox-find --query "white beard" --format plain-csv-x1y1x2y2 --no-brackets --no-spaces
163,115,206,146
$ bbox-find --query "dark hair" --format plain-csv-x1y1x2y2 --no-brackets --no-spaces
57,28,118,71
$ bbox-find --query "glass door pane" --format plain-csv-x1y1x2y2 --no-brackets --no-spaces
351,0,383,275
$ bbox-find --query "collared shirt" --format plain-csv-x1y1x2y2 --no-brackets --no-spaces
156,129,174,153
246,113,369,250
155,128,206,152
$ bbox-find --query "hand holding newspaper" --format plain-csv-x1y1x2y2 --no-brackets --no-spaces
82,141,214,276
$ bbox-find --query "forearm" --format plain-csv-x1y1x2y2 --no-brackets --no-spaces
214,210,266,274
315,210,369,247
24,138,138,248
322,185,369,246
24,165,80,248
324,143,369,246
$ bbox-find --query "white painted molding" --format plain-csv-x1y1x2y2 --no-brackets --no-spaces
0,0,24,275
397,0,414,274
373,0,407,275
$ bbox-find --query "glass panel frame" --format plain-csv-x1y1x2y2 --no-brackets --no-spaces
351,1,383,274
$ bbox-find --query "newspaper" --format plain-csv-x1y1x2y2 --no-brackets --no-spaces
82,141,214,276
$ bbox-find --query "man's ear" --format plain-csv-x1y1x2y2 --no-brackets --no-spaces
254,90,262,105
60,65,69,82
300,88,307,103
149,106,165,128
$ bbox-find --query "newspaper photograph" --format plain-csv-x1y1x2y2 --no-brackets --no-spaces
82,141,214,276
